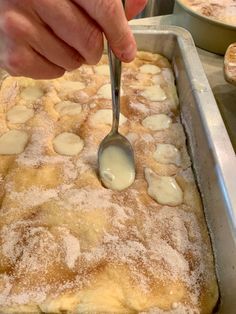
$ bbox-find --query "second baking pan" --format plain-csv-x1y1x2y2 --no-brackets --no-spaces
173,0,236,55
131,24,236,313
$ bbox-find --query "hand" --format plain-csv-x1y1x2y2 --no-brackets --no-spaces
0,0,147,79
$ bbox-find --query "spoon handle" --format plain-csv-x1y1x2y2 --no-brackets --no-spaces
108,0,125,133
108,44,122,133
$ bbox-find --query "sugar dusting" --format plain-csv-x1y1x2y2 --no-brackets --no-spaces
16,111,78,181
183,0,236,26
0,184,209,309
9,187,58,209
61,228,81,269
129,101,150,114
0,57,218,312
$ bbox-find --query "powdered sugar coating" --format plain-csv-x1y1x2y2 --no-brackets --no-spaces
0,52,218,313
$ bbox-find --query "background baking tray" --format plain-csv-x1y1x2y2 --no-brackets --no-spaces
131,25,236,313
173,0,236,55
135,0,174,18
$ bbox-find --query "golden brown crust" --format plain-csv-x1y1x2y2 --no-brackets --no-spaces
0,52,218,313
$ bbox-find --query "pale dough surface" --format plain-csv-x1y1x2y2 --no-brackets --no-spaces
0,52,218,313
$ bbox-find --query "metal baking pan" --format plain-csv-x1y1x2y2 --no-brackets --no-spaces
131,25,236,313
135,0,174,18
173,0,236,55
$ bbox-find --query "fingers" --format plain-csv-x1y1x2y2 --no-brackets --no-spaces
1,9,84,72
0,40,65,79
125,0,148,20
32,27,85,72
73,0,137,62
0,0,144,80
33,0,104,65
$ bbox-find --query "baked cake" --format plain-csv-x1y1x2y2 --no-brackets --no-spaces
0,52,219,313
224,42,236,85
181,0,236,26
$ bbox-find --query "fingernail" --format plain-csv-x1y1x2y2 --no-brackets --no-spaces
121,43,137,62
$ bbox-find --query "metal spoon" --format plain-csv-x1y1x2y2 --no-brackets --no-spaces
98,44,136,191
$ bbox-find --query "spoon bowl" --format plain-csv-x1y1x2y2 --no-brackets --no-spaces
98,131,135,191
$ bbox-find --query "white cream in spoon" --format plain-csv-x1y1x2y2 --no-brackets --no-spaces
99,145,135,191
